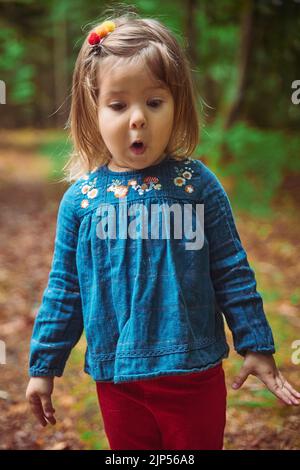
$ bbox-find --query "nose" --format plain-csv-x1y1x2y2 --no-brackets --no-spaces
129,107,146,129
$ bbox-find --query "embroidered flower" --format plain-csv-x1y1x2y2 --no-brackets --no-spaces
144,176,159,184
173,163,195,193
131,177,162,195
107,179,122,191
80,175,98,208
81,184,90,195
107,179,129,198
174,177,185,187
128,179,138,187
182,171,192,180
81,199,89,208
87,188,98,199
185,185,194,193
114,186,129,198
107,175,162,198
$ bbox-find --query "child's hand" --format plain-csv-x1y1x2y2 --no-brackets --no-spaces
26,377,56,426
231,351,300,406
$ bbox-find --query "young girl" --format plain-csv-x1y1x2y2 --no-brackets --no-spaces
26,12,300,450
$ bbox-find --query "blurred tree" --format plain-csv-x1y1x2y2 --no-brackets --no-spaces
224,0,254,129
0,0,299,131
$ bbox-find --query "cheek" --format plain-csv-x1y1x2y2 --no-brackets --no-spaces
163,107,174,136
98,111,116,137
97,110,104,133
99,109,126,133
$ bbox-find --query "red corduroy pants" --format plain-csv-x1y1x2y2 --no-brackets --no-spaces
96,363,227,450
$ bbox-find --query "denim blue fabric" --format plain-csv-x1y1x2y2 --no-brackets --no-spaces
29,157,275,383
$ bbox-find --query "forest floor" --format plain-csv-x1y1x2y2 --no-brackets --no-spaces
0,130,299,450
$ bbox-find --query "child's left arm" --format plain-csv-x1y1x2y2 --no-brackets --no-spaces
203,168,300,406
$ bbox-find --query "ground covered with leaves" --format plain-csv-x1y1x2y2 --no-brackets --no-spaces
0,131,299,449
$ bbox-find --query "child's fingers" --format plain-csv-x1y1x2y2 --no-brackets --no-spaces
28,393,48,427
232,367,249,389
276,381,299,405
277,371,300,399
275,374,300,405
41,395,56,425
263,374,298,405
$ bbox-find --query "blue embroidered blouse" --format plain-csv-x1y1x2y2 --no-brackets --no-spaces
28,156,275,383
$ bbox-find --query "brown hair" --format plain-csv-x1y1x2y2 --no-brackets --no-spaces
63,9,200,182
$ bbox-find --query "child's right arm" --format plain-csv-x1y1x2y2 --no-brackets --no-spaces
26,377,56,426
26,185,84,421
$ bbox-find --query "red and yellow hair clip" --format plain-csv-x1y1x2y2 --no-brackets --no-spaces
88,20,116,46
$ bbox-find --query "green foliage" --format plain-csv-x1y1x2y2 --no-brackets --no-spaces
227,397,276,409
0,26,36,104
197,119,300,215
290,289,300,306
2,0,300,214
228,384,277,409
80,431,104,450
260,289,281,303
38,135,71,181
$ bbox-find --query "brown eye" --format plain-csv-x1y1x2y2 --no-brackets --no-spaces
148,100,163,108
108,100,163,111
109,103,125,111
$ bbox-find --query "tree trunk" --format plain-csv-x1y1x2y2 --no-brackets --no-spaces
224,0,255,129
53,13,68,128
185,0,199,68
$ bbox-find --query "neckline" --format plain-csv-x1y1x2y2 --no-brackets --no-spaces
101,155,173,176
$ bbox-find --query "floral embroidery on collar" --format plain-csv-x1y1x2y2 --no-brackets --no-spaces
77,160,197,207
173,163,195,193
107,176,162,198
79,174,99,209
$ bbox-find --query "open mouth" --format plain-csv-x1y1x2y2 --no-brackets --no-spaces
133,142,143,147
130,141,146,154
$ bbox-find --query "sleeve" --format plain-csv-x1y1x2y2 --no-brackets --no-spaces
28,185,84,377
203,169,275,357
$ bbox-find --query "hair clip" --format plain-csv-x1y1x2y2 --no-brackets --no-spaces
88,20,116,46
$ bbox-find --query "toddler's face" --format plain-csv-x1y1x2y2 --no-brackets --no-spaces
97,57,174,172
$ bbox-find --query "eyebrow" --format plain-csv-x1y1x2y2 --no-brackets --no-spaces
102,86,168,97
